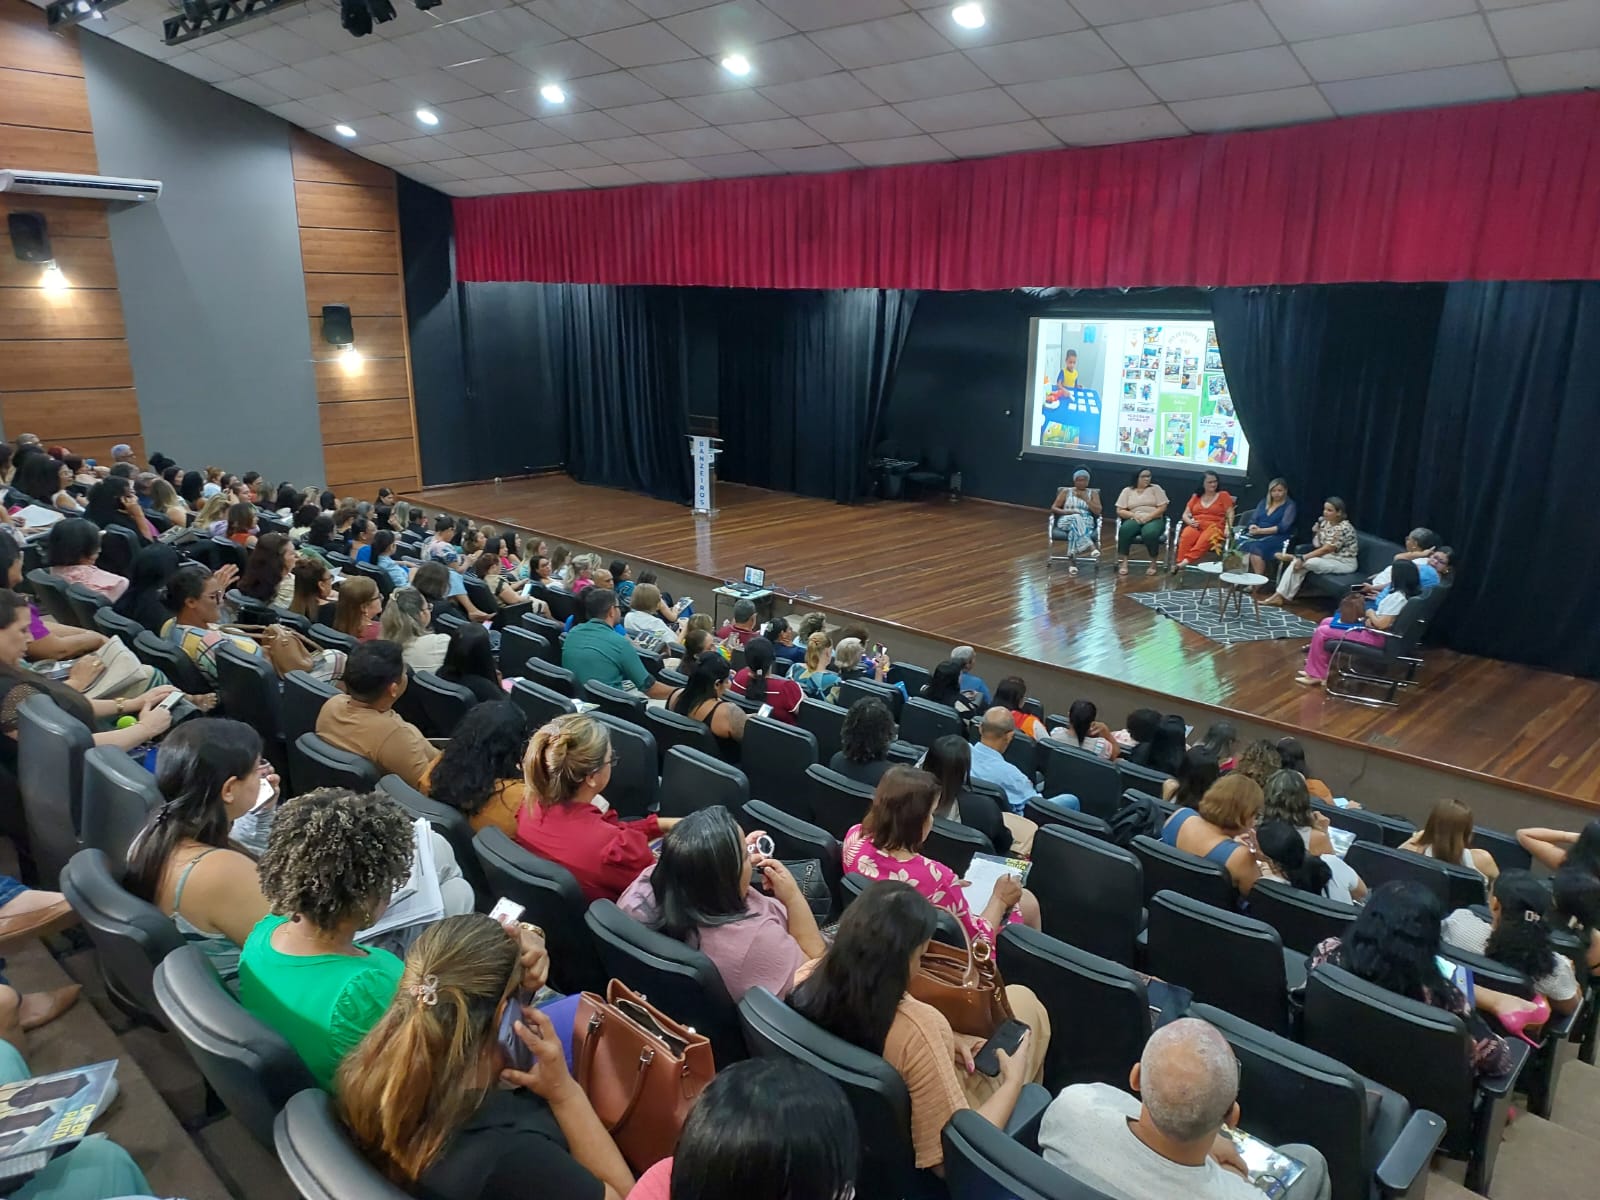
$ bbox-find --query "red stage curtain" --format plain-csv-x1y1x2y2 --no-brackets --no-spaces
453,92,1600,291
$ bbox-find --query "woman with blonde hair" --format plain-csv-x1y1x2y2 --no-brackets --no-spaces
150,476,187,529
331,575,382,641
379,586,449,672
1159,774,1264,897
793,631,841,702
192,491,231,532
514,714,679,902
1402,799,1499,882
338,914,631,1199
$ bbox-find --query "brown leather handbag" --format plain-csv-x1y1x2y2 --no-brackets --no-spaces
222,623,318,677
909,929,1015,1038
573,980,715,1172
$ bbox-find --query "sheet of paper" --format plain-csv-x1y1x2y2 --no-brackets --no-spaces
961,853,1024,917
13,505,63,530
358,818,443,940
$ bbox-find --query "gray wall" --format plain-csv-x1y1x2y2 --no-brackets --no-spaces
80,34,325,485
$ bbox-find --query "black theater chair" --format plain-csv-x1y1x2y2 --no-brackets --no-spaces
1144,890,1302,1035
740,716,818,815
1473,826,1533,873
1003,730,1039,780
1023,794,1113,841
282,670,338,747
1116,758,1173,796
471,827,604,996
1247,878,1359,955
275,1090,412,1200
1131,834,1236,911
412,670,477,736
794,696,848,763
1028,824,1143,966
25,568,74,623
899,696,964,748
583,679,648,727
839,872,966,949
592,712,658,820
805,763,876,840
80,745,163,869
94,606,145,646
497,626,549,680
742,799,843,920
348,559,393,599
96,525,139,577
519,612,566,660
132,629,212,696
216,641,289,780
64,582,111,628
525,657,577,696
290,733,380,794
658,746,749,819
376,774,489,908
60,848,185,1027
644,705,719,764
17,693,92,887
1037,740,1121,821
922,816,992,877
507,678,576,729
942,1107,1117,1200
1344,841,1486,911
838,676,903,721
1312,801,1406,847
306,623,357,655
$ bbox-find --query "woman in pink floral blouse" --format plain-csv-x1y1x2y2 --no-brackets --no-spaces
843,765,1040,943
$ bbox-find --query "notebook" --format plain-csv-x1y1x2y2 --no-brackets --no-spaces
0,1060,117,1185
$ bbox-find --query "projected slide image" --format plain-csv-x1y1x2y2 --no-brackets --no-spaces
1025,316,1249,472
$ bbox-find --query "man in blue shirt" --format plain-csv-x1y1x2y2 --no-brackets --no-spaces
968,708,1078,815
951,645,991,707
1360,530,1449,608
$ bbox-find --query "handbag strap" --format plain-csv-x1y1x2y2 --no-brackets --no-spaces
579,1008,658,1135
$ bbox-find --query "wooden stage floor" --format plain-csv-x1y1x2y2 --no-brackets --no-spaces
406,476,1600,809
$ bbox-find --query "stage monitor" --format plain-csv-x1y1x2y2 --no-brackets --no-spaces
1023,315,1249,475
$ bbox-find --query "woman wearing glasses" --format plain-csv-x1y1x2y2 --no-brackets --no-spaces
515,714,681,902
158,562,263,684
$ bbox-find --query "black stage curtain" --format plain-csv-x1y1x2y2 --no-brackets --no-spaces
719,289,918,504
1213,281,1600,678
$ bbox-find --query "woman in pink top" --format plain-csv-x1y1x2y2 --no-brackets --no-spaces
616,806,824,1001
729,636,803,725
46,518,128,601
843,765,1040,944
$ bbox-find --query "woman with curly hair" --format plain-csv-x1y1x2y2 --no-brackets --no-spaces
421,702,529,837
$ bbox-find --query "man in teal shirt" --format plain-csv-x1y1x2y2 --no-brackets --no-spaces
562,587,675,698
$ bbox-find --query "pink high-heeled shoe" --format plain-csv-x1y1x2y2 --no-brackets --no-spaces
1498,994,1552,1047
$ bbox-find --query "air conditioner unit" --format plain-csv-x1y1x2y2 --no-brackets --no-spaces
0,170,162,202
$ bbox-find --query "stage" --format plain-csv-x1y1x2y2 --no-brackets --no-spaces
404,475,1600,813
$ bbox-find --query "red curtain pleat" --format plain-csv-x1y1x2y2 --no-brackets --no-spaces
452,91,1600,290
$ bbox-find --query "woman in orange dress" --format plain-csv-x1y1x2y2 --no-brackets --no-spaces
1173,470,1234,567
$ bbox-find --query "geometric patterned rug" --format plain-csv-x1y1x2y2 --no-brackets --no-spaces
1129,587,1321,645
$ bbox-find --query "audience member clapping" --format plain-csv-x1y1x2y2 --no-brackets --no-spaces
160,562,262,684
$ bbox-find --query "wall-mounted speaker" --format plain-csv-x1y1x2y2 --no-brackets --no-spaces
7,212,52,263
321,303,354,346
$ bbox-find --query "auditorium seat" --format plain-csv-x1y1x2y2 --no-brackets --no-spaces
741,800,843,920
1037,741,1121,821
519,611,566,659
1027,825,1143,967
591,713,658,821
838,676,902,720
1023,795,1112,841
525,657,578,697
1002,729,1039,780
81,745,162,868
132,629,211,696
497,626,549,680
922,816,991,877
644,705,720,765
215,642,289,780
61,847,184,1027
795,697,849,764
805,764,875,840
290,733,381,794
507,678,576,730
411,670,477,736
899,697,963,748
376,775,489,909
1312,801,1412,848
94,606,145,646
1130,834,1236,911
1344,841,1486,911
306,623,357,655
275,1090,411,1200
1144,890,1300,1035
1115,758,1173,795
942,1107,1116,1200
24,568,73,624
471,828,603,996
17,692,92,888
64,581,111,627
658,746,749,819
583,679,648,727
1247,878,1358,956
740,716,818,815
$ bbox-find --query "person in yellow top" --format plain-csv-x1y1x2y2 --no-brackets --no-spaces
1056,349,1078,390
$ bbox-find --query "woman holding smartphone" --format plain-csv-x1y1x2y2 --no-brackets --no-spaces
730,637,802,725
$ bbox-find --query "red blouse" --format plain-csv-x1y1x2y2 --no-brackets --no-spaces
731,670,803,724
514,799,661,903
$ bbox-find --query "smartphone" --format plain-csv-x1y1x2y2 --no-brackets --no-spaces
249,777,276,814
973,1018,1029,1077
757,703,773,718
1331,797,1351,808
489,897,526,927
1435,955,1475,1007
156,690,184,712
496,990,535,1071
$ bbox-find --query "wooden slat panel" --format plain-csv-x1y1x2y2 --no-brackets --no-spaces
324,438,417,487
0,123,97,174
0,195,108,239
0,388,140,439
0,236,119,289
0,287,124,339
308,315,407,360
298,227,399,275
294,180,397,232
5,339,132,390
0,4,82,77
290,130,394,190
0,66,91,133
304,272,404,316
320,399,414,446
356,476,423,499
312,355,410,402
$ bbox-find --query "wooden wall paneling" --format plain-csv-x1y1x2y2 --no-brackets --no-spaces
0,287,125,339
289,129,394,189
293,180,397,231
8,339,134,391
0,235,119,289
298,227,400,275
0,195,108,238
337,476,421,501
312,356,410,402
308,315,407,360
0,1,82,76
0,125,98,174
303,273,405,316
324,438,417,488
63,434,145,465
1,388,141,439
0,65,93,131
320,399,414,446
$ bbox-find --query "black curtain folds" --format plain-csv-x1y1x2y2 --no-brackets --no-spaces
1212,281,1600,679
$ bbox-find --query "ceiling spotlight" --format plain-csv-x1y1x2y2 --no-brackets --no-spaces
720,53,751,77
539,83,566,104
951,3,985,29
415,108,439,126
334,123,356,138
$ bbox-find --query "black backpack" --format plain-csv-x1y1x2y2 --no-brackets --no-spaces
1109,794,1163,848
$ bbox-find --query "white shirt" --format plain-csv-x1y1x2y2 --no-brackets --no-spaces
401,633,449,674
1442,909,1579,1002
623,610,675,643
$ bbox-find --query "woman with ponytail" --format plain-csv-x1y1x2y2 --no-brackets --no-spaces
514,714,680,902
1256,819,1344,901
124,719,274,984
338,914,632,1200
731,636,801,724
1445,871,1581,1015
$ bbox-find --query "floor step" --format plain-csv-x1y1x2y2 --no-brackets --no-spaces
1489,1111,1600,1198
1548,1059,1600,1141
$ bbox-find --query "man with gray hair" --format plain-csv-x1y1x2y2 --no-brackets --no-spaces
969,707,1078,816
950,644,990,706
1039,1017,1330,1198
716,597,759,647
1360,527,1445,602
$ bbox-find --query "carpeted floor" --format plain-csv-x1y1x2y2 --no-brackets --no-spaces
1129,586,1320,645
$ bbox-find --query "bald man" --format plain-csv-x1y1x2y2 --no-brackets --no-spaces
1038,1017,1330,1199
969,707,1079,815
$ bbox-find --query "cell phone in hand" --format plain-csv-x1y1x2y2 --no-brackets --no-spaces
757,703,773,718
973,1018,1029,1077
249,777,276,814
489,897,526,926
496,990,535,1072
156,690,184,712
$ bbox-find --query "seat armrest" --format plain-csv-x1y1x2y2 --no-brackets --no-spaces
1476,1039,1532,1099
1374,1109,1446,1198
1547,994,1584,1041
1004,1082,1052,1147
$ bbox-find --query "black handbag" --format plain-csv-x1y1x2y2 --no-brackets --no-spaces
758,859,833,922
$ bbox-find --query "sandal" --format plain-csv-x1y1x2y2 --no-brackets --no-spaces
1118,562,1129,577
1146,564,1159,577
1067,565,1078,578
1260,595,1284,607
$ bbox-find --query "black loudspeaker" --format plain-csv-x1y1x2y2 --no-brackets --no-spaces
7,212,51,264
321,304,354,346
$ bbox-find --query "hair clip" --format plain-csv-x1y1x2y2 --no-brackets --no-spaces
409,973,439,1006
1524,910,1542,924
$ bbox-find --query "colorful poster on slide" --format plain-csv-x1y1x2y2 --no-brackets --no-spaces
1024,316,1249,473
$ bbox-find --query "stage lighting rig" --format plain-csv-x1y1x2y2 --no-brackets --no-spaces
44,0,128,31
163,0,313,45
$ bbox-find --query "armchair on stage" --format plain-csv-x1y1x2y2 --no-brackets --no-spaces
1324,580,1453,708
1048,509,1174,574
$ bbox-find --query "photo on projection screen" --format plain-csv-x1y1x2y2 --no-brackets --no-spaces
1023,316,1249,475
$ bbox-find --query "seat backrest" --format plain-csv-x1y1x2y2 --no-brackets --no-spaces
133,629,212,695
742,799,843,918
1131,834,1237,911
1344,841,1486,911
1027,825,1143,966
307,623,358,655
658,745,750,819
25,568,75,623
1146,890,1292,1034
1302,963,1476,1154
216,640,285,745
376,774,488,906
886,661,931,696
899,697,963,749
519,611,566,660
1193,1002,1411,1200
542,587,580,624
497,626,549,680
412,670,477,737
738,987,917,1200
507,678,576,730
525,657,577,697
583,679,648,727
348,560,393,598
1472,826,1533,874
81,746,163,870
1003,729,1039,779
1247,878,1358,955
1116,758,1173,794
838,676,902,720
793,697,848,764
585,900,745,1067
96,525,139,576
470,827,604,995
1023,795,1113,841
274,1089,412,1200
804,763,876,840
643,705,719,765
17,693,92,887
943,1108,1117,1200
923,816,992,877
94,606,146,646
281,670,339,747
60,847,185,1023
64,582,110,628
740,715,817,817
591,712,658,821
1311,801,1396,847
155,944,316,1149
996,925,1151,1093
290,733,381,794
1037,741,1124,821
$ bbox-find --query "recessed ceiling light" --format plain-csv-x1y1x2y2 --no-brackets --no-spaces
415,109,439,126
951,3,985,29
540,83,566,104
720,53,751,77
334,124,356,138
